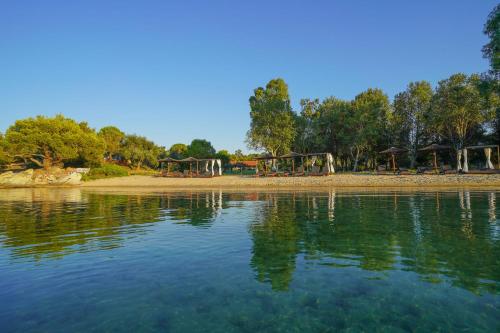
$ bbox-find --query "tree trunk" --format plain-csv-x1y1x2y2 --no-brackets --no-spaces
352,148,360,172
409,148,417,169
43,155,52,170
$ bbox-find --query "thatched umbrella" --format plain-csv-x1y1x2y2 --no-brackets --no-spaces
379,147,408,173
419,144,451,172
279,152,305,174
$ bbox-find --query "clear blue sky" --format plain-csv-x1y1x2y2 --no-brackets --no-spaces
0,0,496,153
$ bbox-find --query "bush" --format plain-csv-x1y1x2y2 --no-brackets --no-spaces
81,164,129,181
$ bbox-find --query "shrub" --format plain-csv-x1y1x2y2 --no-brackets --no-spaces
81,164,129,181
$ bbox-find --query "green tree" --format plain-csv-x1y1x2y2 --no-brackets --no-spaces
186,139,215,158
75,122,106,167
169,143,188,159
4,115,104,169
98,126,125,159
120,134,160,169
351,89,391,171
293,98,321,153
0,133,11,165
392,81,433,167
430,73,495,150
247,78,295,156
483,4,500,76
215,149,231,166
315,97,353,162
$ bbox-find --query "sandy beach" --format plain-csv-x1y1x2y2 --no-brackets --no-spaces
80,174,500,189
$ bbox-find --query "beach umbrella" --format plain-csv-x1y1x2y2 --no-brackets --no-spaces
419,144,451,172
379,147,408,173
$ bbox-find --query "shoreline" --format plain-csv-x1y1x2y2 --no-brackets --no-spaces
80,174,500,188
2,174,500,190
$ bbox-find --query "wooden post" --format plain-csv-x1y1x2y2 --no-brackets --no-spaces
493,146,499,169
189,162,192,177
196,161,199,176
392,154,396,173
433,151,438,172
292,159,295,174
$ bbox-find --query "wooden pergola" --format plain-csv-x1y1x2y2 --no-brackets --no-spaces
419,144,451,172
254,154,278,175
379,147,408,173
159,157,212,177
279,152,305,175
304,152,330,174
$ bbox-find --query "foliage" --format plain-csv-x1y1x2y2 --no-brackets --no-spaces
98,126,125,159
215,150,231,166
81,164,129,181
350,89,391,170
430,73,495,149
0,133,11,165
186,139,215,158
392,81,433,167
4,115,105,169
247,78,295,156
169,143,188,159
483,4,500,75
120,134,161,169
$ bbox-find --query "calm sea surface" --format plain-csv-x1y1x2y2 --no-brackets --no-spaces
0,188,498,332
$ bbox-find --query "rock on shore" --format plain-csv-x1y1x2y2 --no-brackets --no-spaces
0,168,82,186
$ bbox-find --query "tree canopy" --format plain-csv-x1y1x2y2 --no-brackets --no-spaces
483,4,500,76
4,115,105,169
98,126,125,159
392,81,433,167
430,73,495,149
247,78,295,156
168,143,188,159
186,139,216,159
120,134,161,169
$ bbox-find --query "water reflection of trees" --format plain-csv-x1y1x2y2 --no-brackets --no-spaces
249,191,500,294
160,191,223,227
0,189,498,294
0,190,224,261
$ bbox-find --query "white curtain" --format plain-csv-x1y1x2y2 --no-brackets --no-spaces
327,153,335,174
217,159,222,175
485,148,494,169
457,149,462,171
204,161,209,173
311,156,317,166
463,149,469,173
210,159,215,176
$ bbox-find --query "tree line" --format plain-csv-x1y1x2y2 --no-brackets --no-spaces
247,5,499,171
0,115,168,170
0,115,247,170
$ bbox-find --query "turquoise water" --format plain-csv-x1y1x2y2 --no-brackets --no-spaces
0,188,498,332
